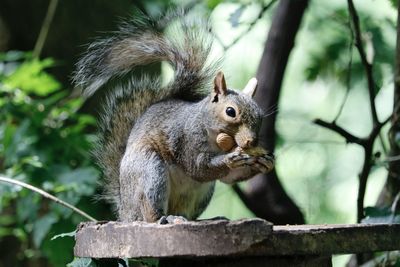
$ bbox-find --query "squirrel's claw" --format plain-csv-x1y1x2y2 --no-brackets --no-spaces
255,154,275,173
252,162,270,173
224,152,256,169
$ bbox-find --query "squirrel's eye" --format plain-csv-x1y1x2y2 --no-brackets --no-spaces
225,107,236,118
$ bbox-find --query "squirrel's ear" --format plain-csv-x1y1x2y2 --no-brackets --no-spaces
243,77,258,98
212,71,227,102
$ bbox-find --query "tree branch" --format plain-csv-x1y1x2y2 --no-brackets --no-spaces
0,176,97,222
347,0,379,126
376,0,400,223
316,1,391,230
33,0,58,58
313,119,366,146
216,0,277,52
333,18,354,123
314,116,390,224
370,116,391,140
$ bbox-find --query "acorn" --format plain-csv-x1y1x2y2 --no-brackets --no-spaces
216,133,272,158
216,133,236,152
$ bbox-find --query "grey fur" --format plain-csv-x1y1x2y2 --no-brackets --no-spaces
74,13,273,222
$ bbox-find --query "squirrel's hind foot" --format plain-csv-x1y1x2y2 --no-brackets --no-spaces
158,215,188,224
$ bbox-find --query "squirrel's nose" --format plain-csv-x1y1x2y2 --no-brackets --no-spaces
243,138,256,149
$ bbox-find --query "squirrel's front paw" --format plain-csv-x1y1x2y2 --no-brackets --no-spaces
224,151,256,169
253,152,275,173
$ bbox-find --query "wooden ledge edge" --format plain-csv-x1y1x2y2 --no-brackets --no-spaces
74,220,400,258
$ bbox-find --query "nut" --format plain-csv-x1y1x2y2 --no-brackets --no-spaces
216,133,236,152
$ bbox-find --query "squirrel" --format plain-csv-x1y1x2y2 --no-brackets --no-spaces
73,13,274,223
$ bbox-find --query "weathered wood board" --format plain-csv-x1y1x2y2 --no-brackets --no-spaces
74,219,400,259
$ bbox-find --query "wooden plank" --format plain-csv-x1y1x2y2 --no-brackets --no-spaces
74,219,272,258
258,223,400,255
74,219,400,258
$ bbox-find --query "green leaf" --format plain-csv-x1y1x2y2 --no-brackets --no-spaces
33,213,58,247
0,214,16,225
67,257,97,267
16,192,39,221
119,259,129,267
206,0,223,9
0,50,28,62
389,0,398,8
49,167,99,218
4,59,60,96
3,119,37,167
51,230,76,241
57,167,99,196
12,228,28,242
21,156,43,168
364,206,391,217
363,206,400,224
362,215,400,224
71,115,97,133
58,167,98,183
0,227,13,237
133,258,159,266
42,220,76,266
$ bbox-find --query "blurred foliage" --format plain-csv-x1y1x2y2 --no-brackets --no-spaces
390,0,398,8
67,257,159,267
304,7,395,94
362,206,400,223
268,0,397,228
0,51,105,266
0,0,399,267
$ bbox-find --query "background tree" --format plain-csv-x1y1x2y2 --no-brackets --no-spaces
232,0,308,225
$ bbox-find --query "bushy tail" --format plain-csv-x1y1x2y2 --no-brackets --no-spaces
74,12,215,99
73,12,216,210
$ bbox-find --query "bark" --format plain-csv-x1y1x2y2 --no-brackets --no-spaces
235,0,309,225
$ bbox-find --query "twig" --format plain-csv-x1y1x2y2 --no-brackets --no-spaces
0,176,97,222
391,191,400,216
384,154,400,162
313,119,365,146
315,0,392,226
333,18,354,123
347,0,379,126
357,144,374,223
358,117,391,223
218,0,277,51
33,0,59,58
370,116,391,139
314,116,391,223
346,0,392,225
378,133,388,154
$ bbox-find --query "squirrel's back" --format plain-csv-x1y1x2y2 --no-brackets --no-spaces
73,12,217,211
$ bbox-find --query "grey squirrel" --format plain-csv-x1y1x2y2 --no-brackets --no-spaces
73,13,274,223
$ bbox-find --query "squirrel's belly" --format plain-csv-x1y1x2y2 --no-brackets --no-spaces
167,164,215,219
